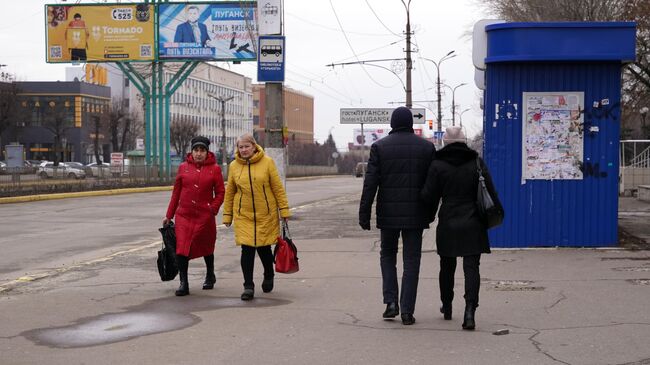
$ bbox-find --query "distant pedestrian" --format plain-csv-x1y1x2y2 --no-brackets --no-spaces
420,126,503,330
359,106,436,325
164,136,225,296
223,133,291,301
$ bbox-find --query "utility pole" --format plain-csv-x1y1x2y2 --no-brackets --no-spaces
422,51,456,131
208,93,234,176
403,0,412,108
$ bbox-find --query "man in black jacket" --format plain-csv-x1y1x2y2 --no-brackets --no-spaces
359,106,436,325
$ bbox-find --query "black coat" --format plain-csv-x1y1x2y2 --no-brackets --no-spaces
420,143,502,257
359,129,436,229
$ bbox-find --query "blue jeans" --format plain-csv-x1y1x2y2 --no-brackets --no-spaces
380,229,423,315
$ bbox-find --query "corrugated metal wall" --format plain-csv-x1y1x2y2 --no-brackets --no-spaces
484,62,621,247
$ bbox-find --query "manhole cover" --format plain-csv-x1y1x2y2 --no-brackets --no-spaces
491,280,545,291
628,279,650,285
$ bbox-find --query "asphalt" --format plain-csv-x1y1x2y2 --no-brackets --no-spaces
0,186,648,364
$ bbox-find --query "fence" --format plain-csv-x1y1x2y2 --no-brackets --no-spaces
619,140,650,195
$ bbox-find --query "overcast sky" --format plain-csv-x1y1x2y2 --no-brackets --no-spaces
1,0,489,150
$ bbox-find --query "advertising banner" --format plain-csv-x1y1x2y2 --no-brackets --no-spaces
352,128,389,147
158,2,258,61
46,4,155,63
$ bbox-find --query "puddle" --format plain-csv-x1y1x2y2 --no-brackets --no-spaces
22,295,290,348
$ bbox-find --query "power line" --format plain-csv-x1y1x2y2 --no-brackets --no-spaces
328,0,394,89
364,0,401,37
286,11,396,37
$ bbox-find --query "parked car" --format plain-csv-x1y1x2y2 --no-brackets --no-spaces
0,160,36,174
354,162,368,177
38,162,86,179
0,161,7,175
85,162,110,177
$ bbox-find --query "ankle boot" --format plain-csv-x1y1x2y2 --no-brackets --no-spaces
175,255,189,296
202,272,216,290
203,254,216,290
262,275,274,293
440,302,452,320
462,303,476,330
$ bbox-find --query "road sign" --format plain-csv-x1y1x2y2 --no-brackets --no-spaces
257,35,285,82
340,108,426,124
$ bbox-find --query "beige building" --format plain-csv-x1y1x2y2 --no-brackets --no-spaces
252,84,314,146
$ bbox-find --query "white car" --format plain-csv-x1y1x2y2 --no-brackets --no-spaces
38,162,86,179
85,162,110,177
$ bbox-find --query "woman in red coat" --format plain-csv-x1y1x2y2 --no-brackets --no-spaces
163,136,225,296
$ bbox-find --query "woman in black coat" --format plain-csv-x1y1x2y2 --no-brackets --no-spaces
421,126,503,330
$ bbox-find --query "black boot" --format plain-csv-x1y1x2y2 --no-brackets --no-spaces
203,254,216,290
462,303,477,330
383,302,399,318
262,274,274,293
175,255,189,296
440,302,452,320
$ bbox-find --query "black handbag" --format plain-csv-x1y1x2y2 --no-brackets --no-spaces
157,222,178,281
476,158,504,229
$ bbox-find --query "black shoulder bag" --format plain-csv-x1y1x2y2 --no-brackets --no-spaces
476,158,504,229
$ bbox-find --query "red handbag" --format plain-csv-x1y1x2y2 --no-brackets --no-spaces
274,220,299,274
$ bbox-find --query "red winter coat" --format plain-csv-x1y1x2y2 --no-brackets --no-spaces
165,152,225,259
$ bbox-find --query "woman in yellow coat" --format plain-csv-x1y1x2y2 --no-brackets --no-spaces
223,133,291,300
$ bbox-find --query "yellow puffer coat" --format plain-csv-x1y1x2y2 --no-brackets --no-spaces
223,145,291,246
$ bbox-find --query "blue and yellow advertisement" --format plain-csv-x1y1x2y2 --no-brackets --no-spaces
46,4,155,63
158,2,258,61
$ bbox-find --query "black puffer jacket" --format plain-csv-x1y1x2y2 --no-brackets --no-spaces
359,128,436,229
420,143,502,257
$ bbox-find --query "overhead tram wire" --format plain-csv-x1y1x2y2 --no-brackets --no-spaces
364,0,402,37
286,11,397,37
285,76,356,105
286,69,359,102
328,0,395,89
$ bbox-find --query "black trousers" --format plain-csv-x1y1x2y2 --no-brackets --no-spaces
380,228,423,315
439,254,481,306
241,245,274,289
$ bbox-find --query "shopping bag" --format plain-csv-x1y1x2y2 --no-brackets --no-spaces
476,159,504,229
157,222,178,281
274,220,299,274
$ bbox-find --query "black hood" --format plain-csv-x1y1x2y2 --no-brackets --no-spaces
389,106,414,134
436,142,478,166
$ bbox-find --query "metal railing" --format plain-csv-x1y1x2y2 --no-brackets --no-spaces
619,140,650,195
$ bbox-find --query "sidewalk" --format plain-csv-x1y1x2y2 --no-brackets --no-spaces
1,194,649,364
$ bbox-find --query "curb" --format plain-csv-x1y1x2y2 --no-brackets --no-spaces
0,186,173,205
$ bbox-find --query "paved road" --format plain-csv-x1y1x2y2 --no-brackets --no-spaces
0,176,363,285
1,176,649,365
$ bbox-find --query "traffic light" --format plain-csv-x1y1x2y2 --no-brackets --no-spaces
427,120,433,130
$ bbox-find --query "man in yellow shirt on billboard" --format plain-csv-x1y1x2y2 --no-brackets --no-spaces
66,13,89,61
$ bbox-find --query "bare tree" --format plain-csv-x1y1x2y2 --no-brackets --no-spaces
0,82,19,152
107,99,140,152
42,99,73,166
170,115,199,160
477,0,650,137
90,114,104,164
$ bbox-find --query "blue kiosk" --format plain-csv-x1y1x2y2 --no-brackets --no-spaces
481,22,637,247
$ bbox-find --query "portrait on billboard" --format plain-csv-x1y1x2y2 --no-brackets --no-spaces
158,2,258,61
46,4,155,63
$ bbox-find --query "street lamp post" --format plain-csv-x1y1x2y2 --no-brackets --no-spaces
422,51,456,131
640,107,649,137
443,82,467,126
208,93,234,174
458,108,471,128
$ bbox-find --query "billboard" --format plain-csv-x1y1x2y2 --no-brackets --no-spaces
158,2,258,61
46,4,155,63
353,128,389,147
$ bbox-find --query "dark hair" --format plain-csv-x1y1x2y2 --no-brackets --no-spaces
74,13,82,19
186,6,200,12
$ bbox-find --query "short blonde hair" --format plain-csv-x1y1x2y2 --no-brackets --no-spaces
236,133,257,147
